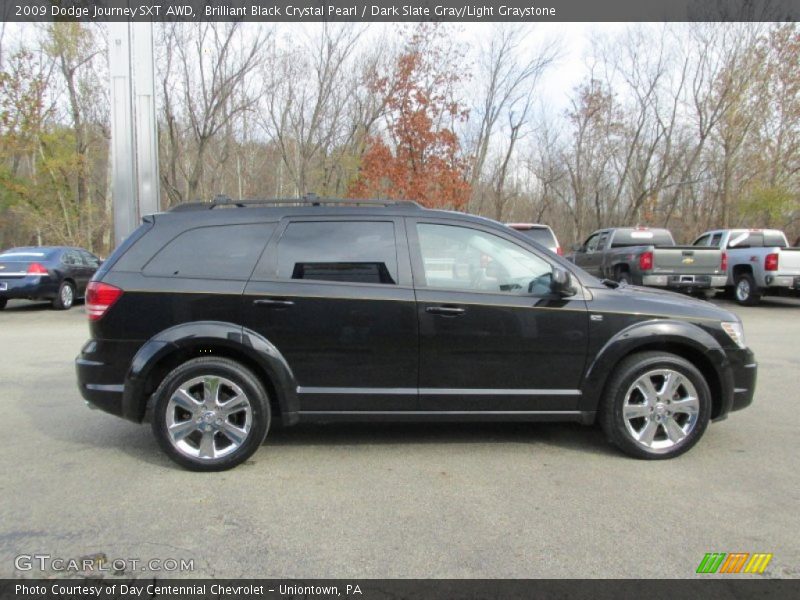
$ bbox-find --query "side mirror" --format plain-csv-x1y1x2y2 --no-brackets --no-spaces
551,267,577,297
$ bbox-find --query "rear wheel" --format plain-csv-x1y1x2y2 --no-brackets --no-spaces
734,273,761,306
599,352,711,459
152,357,271,471
615,269,632,285
52,281,75,310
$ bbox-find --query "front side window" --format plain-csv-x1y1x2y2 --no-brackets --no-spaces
417,223,554,295
584,233,601,253
277,221,398,285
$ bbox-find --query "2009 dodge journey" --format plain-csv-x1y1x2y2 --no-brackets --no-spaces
75,197,757,470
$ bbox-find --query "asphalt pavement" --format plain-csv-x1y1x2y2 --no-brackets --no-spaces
1,296,798,578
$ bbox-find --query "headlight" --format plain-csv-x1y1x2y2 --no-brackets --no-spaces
721,321,746,349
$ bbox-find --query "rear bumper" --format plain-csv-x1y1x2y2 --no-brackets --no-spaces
641,274,727,289
763,274,800,289
75,339,142,420
0,277,58,299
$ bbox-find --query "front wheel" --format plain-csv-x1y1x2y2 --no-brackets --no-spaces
599,352,711,459
734,273,761,306
152,357,271,471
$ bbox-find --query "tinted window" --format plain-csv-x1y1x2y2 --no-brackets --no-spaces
277,221,398,285
80,251,101,268
417,223,553,296
710,233,723,248
517,228,556,248
763,231,788,247
611,229,674,247
62,251,82,266
728,231,764,249
144,224,273,279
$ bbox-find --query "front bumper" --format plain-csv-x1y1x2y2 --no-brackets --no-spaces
641,274,727,289
728,348,757,413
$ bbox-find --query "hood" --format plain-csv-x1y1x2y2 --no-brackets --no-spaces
590,283,739,323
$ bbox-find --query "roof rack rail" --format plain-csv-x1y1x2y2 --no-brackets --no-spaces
169,193,421,212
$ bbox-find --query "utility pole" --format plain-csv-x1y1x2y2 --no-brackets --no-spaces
108,23,160,248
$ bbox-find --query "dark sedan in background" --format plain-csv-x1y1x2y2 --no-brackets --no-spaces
0,246,101,310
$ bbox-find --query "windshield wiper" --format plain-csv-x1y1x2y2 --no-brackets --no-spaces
600,279,621,289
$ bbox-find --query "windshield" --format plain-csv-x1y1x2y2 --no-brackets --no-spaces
611,230,674,247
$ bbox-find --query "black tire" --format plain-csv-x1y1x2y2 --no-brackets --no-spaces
152,357,271,471
616,269,632,285
734,272,761,306
599,351,711,460
52,281,75,310
0,298,6,310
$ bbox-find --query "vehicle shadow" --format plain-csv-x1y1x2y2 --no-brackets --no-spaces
2,299,85,312
28,401,619,470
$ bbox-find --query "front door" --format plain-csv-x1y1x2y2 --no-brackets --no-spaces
408,220,589,413
243,217,418,413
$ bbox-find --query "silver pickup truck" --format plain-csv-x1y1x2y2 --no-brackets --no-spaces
692,229,800,305
569,227,727,294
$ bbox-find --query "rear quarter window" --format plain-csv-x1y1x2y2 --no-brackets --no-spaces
143,224,274,280
517,228,557,248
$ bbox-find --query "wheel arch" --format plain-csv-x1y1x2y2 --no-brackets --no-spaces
122,321,298,425
580,320,731,421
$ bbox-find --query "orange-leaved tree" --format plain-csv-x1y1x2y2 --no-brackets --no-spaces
349,25,471,209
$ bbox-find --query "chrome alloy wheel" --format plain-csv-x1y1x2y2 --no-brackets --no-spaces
736,278,751,303
622,369,700,454
61,284,74,308
165,375,252,460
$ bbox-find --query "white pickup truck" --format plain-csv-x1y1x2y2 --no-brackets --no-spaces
692,229,800,305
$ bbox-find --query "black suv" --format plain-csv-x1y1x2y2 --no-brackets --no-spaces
76,198,757,470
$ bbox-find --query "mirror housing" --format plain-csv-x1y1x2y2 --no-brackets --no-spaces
551,267,577,297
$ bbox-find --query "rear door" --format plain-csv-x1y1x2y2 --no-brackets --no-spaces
408,218,589,413
243,217,418,413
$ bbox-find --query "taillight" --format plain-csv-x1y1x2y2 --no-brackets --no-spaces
27,262,48,275
639,251,653,271
765,253,779,271
556,246,563,256
721,252,728,272
86,282,123,321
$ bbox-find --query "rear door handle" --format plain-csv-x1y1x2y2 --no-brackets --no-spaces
426,306,466,316
253,298,295,308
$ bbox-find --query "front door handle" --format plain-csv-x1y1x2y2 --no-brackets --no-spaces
426,305,466,316
253,298,295,308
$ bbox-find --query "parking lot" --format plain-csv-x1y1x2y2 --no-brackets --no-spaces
1,296,799,579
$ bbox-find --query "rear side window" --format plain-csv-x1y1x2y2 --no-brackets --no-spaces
693,234,710,247
611,229,674,247
144,224,273,280
518,228,556,248
277,221,398,285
